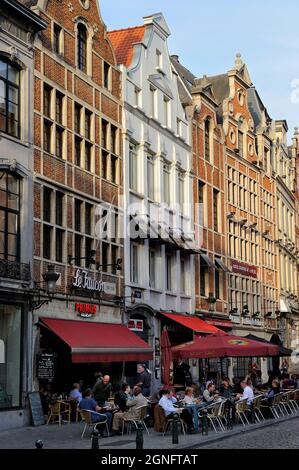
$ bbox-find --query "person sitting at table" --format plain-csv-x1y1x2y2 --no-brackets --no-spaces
158,389,195,434
114,383,131,412
203,383,219,404
79,389,112,436
183,387,201,405
92,375,113,406
236,380,254,404
69,383,82,403
112,386,148,434
219,377,234,400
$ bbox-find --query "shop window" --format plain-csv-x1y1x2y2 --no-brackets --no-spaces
0,304,22,409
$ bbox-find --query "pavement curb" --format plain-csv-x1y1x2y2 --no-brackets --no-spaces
176,414,299,449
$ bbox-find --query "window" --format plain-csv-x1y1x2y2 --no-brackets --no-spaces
77,24,87,73
149,248,156,288
85,110,91,140
101,242,108,272
101,120,108,149
213,189,219,232
103,62,111,89
75,235,82,266
134,87,140,107
156,49,162,69
163,96,170,127
85,203,92,235
129,144,138,191
43,225,52,259
44,119,52,153
0,58,20,138
131,244,139,284
147,156,155,200
101,150,108,179
204,119,211,162
56,228,63,262
85,237,92,268
178,172,184,207
75,137,81,166
215,269,220,300
111,245,118,275
0,304,22,408
111,155,117,183
166,252,172,291
150,86,156,118
74,103,81,134
56,192,63,226
56,126,63,158
163,163,170,205
53,23,62,54
180,258,186,294
200,266,207,297
238,131,243,157
43,84,52,118
111,125,117,154
85,143,92,171
198,181,205,226
0,172,20,262
75,199,82,232
55,92,63,124
43,187,52,223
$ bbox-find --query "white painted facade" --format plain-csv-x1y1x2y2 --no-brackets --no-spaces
119,14,195,322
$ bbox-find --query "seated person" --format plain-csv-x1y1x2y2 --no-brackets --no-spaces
182,387,202,405
219,377,234,400
92,375,113,406
112,386,148,434
69,383,82,403
79,388,112,435
236,380,254,404
264,379,280,403
114,383,131,412
203,383,219,404
159,389,195,434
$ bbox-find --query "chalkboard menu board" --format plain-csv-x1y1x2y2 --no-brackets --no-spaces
37,353,55,382
28,392,45,426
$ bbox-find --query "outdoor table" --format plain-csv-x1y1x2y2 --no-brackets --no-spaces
184,402,207,432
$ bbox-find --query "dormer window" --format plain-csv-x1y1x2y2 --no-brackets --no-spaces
77,24,87,73
156,49,162,71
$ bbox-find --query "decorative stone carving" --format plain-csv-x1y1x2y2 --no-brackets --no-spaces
79,0,90,10
68,2,74,12
9,46,19,62
228,101,234,116
229,128,236,144
93,23,99,34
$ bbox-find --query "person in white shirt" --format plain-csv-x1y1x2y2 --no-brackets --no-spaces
237,380,254,404
158,389,194,433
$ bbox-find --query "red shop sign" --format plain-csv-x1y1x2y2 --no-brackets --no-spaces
75,303,97,318
232,261,258,279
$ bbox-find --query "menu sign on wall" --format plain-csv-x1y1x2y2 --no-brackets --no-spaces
232,261,258,279
37,353,55,382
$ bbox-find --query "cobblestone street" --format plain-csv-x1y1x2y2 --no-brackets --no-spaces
197,418,299,449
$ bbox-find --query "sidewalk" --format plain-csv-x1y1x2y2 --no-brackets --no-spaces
0,414,298,450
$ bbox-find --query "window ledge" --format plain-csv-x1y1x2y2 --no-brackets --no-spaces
149,287,163,294
0,131,27,147
129,189,145,200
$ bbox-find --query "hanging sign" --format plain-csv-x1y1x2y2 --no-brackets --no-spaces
75,303,97,318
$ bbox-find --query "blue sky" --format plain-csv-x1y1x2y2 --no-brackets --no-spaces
100,0,299,140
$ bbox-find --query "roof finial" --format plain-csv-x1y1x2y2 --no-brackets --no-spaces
294,126,299,136
235,52,243,70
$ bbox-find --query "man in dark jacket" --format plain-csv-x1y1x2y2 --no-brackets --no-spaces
173,359,192,390
135,364,151,397
114,383,131,412
92,375,112,406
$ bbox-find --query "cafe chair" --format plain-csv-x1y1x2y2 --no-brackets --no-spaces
235,399,250,427
122,405,150,435
80,409,109,439
251,395,265,423
47,400,71,426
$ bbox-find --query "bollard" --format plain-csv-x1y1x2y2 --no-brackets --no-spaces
172,413,179,445
201,409,208,436
91,429,99,449
35,440,43,449
136,421,144,450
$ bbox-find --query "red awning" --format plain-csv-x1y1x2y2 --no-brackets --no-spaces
160,312,221,334
41,318,153,363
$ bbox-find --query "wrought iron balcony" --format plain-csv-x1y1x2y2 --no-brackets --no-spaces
0,259,31,282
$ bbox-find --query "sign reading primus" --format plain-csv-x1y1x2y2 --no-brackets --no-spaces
73,269,104,292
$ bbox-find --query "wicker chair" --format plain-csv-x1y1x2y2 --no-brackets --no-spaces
251,395,265,423
122,405,150,435
47,400,71,426
235,399,250,426
199,401,224,433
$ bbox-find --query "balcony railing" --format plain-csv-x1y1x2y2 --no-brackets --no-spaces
0,259,31,282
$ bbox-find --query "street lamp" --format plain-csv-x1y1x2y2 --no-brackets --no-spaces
31,265,60,311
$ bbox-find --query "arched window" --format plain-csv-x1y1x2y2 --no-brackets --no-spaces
0,57,20,138
204,118,211,162
77,24,87,73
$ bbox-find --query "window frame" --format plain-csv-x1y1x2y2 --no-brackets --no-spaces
0,58,20,138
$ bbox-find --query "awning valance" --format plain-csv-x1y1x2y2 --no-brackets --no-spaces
40,318,153,363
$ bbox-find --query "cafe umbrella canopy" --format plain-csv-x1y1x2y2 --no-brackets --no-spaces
171,333,280,359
